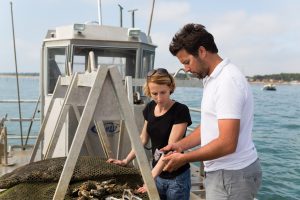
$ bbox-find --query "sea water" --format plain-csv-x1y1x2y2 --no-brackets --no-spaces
0,77,299,200
0,77,40,144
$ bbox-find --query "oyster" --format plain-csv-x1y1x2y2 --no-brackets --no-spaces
70,179,133,200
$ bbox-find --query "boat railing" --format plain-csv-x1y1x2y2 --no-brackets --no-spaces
0,114,9,165
0,97,40,150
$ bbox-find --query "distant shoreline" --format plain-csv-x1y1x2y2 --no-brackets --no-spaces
249,81,300,85
0,74,39,79
0,75,299,85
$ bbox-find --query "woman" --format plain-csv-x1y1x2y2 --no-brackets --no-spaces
107,68,192,200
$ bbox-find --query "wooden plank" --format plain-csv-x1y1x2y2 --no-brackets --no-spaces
30,76,69,162
117,120,124,159
45,72,95,157
72,105,94,156
44,74,79,159
60,76,73,86
77,72,97,87
109,67,160,200
94,121,114,159
52,66,108,200
94,121,107,158
125,76,134,104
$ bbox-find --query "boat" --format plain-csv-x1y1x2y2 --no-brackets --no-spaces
263,83,276,91
0,2,205,200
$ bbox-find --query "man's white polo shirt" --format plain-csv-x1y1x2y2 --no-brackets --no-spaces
201,58,258,172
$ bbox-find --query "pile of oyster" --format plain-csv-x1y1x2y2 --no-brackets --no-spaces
71,178,138,200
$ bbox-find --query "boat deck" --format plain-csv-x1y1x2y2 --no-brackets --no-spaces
191,164,205,199
0,146,42,176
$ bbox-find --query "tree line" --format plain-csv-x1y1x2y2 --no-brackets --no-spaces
1,72,299,81
249,73,300,82
0,72,39,76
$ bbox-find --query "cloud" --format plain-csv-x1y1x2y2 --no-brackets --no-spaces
210,11,280,44
8,38,41,72
151,31,183,72
205,10,299,75
154,1,190,23
1,0,299,75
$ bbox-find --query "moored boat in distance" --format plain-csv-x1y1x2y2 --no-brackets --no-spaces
263,83,276,91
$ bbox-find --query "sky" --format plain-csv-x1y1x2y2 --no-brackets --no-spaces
1,0,300,76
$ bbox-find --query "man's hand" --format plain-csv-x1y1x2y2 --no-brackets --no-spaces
162,152,186,172
160,143,182,154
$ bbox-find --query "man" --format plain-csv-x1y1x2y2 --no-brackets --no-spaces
162,23,262,200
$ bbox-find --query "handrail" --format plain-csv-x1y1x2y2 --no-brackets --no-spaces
189,107,201,112
25,95,41,146
7,136,38,139
0,98,40,149
0,114,7,125
1,114,9,165
0,126,9,165
0,100,39,103
173,67,191,79
130,78,202,88
5,118,40,122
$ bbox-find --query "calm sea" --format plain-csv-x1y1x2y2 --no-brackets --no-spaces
0,77,299,200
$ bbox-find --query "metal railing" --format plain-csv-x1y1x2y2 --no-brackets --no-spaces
0,114,8,165
0,97,40,150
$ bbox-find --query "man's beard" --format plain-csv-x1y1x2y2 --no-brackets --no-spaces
195,57,208,79
193,70,207,79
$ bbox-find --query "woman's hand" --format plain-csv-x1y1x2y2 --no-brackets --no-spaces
106,158,128,166
137,184,147,193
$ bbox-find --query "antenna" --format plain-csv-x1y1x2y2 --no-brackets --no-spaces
118,4,123,27
128,9,138,28
97,0,102,25
147,0,156,36
10,1,24,148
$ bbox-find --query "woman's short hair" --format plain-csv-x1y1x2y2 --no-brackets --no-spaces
143,68,176,97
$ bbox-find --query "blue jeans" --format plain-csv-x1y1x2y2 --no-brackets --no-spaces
155,169,191,200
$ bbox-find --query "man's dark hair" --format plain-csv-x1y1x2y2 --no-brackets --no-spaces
169,23,218,56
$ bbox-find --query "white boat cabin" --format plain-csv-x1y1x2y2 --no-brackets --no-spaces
40,23,156,158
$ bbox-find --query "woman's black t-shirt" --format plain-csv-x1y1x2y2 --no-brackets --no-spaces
143,100,192,179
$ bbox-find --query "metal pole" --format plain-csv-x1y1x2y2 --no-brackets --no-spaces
25,95,40,146
147,0,155,36
97,0,102,25
3,127,8,165
10,1,24,149
128,9,138,28
118,4,123,27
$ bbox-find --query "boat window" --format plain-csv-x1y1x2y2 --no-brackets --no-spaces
47,47,67,94
72,46,136,79
141,50,155,77
73,55,86,73
97,56,126,77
